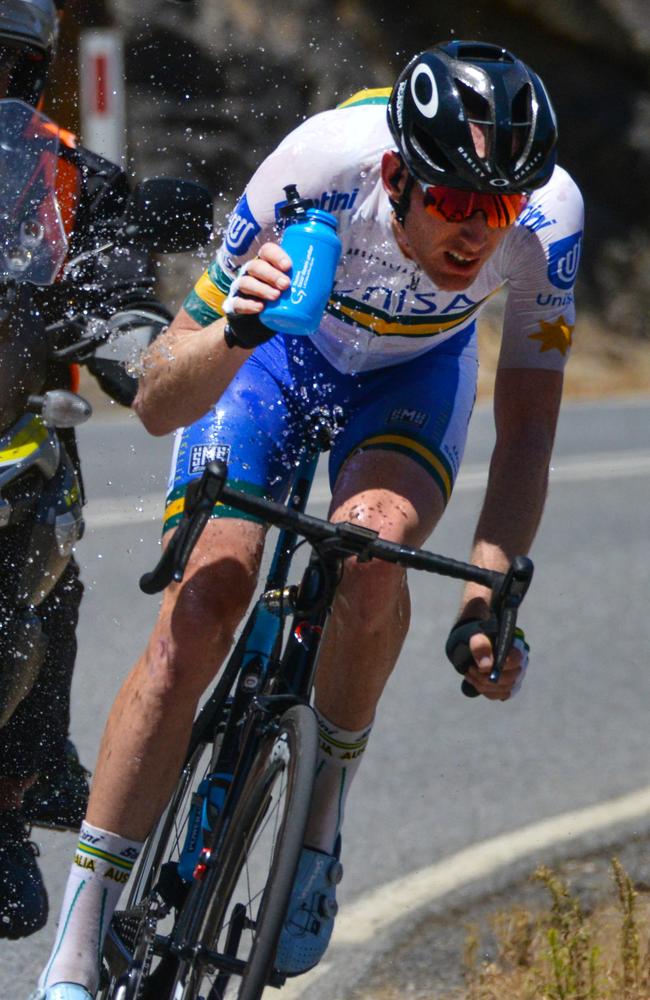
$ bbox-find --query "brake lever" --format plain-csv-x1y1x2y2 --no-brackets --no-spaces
448,555,534,698
139,461,228,594
488,555,534,682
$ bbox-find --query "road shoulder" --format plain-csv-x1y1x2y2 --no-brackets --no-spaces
277,795,650,1000
337,825,650,999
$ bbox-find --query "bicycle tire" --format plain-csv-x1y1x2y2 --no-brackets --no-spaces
98,703,229,1000
171,703,318,1000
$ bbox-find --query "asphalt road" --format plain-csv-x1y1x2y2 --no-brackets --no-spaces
4,395,650,996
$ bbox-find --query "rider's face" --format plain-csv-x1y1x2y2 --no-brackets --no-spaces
381,150,512,292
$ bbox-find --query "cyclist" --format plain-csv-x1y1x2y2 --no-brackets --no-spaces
0,0,167,940
33,40,583,998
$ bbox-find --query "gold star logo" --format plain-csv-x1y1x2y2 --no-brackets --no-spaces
528,315,574,355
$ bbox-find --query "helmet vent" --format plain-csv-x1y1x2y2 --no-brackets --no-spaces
511,84,535,167
511,84,533,127
411,123,453,175
456,81,492,126
454,43,514,65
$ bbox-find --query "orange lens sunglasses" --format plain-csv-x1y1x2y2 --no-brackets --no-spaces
420,183,528,229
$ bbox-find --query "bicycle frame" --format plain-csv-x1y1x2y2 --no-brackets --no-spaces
105,433,534,1000
150,442,334,980
103,443,328,997
186,439,325,778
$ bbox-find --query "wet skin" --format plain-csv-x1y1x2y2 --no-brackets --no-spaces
221,174,525,704
88,160,529,838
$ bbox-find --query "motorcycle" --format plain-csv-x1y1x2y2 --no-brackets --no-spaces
0,98,213,728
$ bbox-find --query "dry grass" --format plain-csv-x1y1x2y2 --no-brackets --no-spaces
477,309,650,402
450,859,650,1000
349,860,650,1000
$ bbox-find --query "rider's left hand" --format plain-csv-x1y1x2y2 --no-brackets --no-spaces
464,627,529,701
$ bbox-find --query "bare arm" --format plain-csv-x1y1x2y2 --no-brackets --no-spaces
459,366,563,695
133,310,242,436
133,243,292,436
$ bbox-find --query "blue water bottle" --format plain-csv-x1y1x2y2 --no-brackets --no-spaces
260,184,342,336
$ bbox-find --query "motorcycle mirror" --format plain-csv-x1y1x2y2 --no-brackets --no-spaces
124,177,214,253
27,390,92,428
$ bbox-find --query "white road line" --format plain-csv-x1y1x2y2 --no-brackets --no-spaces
459,449,650,490
84,449,650,530
274,783,650,1000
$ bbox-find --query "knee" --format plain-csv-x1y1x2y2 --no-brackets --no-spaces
140,559,259,701
174,556,258,641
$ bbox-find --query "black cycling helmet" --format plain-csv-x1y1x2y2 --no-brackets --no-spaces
0,0,59,105
387,40,558,194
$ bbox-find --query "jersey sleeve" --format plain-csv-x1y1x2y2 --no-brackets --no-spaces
498,166,584,371
184,110,355,326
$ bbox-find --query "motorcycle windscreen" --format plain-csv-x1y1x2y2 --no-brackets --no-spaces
0,99,69,285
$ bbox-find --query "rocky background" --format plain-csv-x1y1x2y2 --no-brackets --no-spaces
49,0,650,338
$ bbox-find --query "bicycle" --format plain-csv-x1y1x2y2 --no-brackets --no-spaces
99,418,533,1000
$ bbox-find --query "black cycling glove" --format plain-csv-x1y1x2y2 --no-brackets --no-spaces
224,311,275,350
223,259,277,350
446,617,530,699
445,616,499,698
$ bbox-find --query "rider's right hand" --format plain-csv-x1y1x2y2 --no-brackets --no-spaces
223,243,292,349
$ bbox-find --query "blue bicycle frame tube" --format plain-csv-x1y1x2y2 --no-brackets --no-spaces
266,446,321,590
240,445,323,676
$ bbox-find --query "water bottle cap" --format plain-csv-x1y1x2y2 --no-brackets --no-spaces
279,184,311,222
305,208,338,230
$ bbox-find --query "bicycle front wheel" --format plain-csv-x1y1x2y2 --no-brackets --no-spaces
171,703,318,1000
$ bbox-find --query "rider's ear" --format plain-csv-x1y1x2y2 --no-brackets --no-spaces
381,151,406,197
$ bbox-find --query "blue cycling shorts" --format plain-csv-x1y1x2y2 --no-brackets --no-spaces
164,329,478,533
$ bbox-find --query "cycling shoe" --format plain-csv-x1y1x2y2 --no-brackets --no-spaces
275,837,343,976
0,809,48,939
22,740,90,831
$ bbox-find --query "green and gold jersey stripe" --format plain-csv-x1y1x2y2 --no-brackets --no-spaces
183,260,232,327
163,481,272,533
76,842,135,872
358,433,454,503
326,292,491,338
337,88,391,109
184,288,222,326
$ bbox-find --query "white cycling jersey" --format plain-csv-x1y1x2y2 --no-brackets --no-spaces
187,89,584,375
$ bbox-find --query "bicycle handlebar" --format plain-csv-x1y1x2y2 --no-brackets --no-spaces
140,460,533,690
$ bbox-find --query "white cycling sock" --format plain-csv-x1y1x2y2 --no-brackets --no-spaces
40,821,142,994
303,708,372,855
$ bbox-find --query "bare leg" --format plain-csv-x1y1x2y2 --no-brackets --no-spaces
281,450,448,966
87,517,265,841
39,518,268,993
314,450,446,729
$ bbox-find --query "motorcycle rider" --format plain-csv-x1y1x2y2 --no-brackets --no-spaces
0,0,170,939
